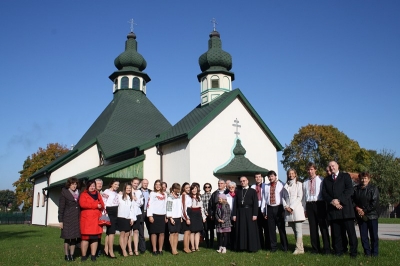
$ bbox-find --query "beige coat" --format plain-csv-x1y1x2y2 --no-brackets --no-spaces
282,181,305,222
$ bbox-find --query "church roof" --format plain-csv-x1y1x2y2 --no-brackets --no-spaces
74,89,171,159
141,89,283,151
214,139,270,179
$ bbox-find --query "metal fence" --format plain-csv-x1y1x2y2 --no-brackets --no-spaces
0,212,31,224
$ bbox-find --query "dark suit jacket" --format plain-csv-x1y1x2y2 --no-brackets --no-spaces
321,171,355,220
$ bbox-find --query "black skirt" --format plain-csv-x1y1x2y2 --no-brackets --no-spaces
149,214,166,234
117,217,131,232
105,206,118,235
189,207,204,233
132,214,142,231
181,208,192,233
168,218,182,233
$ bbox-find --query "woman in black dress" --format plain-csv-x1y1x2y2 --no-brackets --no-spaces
189,184,206,251
58,177,81,261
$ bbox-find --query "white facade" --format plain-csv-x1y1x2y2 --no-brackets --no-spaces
46,145,100,225
162,98,278,189
31,176,48,225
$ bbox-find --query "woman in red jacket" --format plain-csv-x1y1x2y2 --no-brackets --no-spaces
79,180,105,262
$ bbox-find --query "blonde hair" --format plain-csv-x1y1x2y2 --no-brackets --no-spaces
286,168,298,183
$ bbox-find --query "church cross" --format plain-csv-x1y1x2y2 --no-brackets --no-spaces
232,118,241,136
211,18,218,31
128,18,137,32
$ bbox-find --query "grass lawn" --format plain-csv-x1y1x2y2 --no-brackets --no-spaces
379,218,400,224
1,224,399,266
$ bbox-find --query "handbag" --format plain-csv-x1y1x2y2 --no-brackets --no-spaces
99,210,111,226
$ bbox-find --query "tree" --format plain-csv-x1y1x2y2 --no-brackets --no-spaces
281,124,370,179
13,143,69,211
0,189,17,212
368,149,400,208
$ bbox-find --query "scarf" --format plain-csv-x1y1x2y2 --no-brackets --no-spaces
229,191,236,197
69,188,79,201
87,190,98,201
287,179,295,186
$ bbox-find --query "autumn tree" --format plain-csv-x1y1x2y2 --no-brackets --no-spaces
281,124,370,179
368,149,400,209
13,143,69,211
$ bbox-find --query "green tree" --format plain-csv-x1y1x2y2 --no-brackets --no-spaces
281,124,370,179
13,143,69,211
0,189,17,212
368,149,400,208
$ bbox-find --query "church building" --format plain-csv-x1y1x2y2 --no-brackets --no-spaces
29,27,283,226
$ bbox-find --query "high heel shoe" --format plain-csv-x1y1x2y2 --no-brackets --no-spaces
103,250,109,257
134,251,139,256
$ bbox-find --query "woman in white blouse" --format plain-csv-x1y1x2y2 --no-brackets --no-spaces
102,179,120,258
147,179,168,255
117,183,136,257
166,183,182,255
282,169,306,255
128,177,143,256
189,184,206,252
180,182,192,253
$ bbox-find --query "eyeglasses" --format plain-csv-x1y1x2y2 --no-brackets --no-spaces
205,186,211,189
240,180,246,183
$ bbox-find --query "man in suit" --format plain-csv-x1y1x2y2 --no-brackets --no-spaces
251,173,270,250
322,161,358,257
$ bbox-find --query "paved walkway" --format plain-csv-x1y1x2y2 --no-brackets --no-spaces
285,220,400,240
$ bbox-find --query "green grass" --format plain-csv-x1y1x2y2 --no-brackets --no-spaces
1,225,399,265
379,218,400,224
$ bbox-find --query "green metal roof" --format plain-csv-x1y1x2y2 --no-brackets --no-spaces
44,155,145,190
74,90,171,159
141,89,283,151
214,139,269,179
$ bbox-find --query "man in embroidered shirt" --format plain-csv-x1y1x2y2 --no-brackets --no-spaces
251,173,270,250
263,170,288,252
303,162,331,254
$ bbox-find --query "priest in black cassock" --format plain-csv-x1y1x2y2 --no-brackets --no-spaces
232,176,261,252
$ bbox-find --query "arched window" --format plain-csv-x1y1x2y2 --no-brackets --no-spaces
202,77,208,92
42,192,46,207
121,76,129,89
36,192,40,207
211,76,220,88
114,79,118,90
132,77,140,90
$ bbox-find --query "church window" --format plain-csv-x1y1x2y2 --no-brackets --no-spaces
121,76,129,89
211,76,220,88
132,77,140,90
36,192,40,207
42,192,46,207
201,78,208,92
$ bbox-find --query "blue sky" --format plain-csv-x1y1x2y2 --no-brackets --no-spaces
1,0,399,190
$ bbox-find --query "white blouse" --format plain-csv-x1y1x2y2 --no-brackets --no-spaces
147,191,167,216
166,194,182,219
132,189,144,216
117,194,136,221
102,188,119,207
181,194,192,221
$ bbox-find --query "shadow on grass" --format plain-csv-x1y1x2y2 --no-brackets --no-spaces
0,227,44,240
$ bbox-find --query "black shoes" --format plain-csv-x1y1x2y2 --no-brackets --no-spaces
152,251,158,256
81,256,88,262
91,255,96,261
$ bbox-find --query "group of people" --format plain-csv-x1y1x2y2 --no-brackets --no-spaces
57,160,379,261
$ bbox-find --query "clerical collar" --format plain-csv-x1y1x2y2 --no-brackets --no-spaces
218,189,225,193
243,186,249,189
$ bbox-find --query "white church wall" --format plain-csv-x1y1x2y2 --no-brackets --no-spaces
31,177,48,225
46,144,99,225
143,146,161,186
189,98,278,188
162,139,190,186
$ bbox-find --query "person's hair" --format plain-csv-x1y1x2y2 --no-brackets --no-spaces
94,178,103,185
162,181,167,186
254,172,262,177
203,183,212,190
307,162,317,170
122,183,133,201
228,181,237,188
190,184,201,201
85,180,96,191
358,172,371,179
267,170,277,177
286,168,298,182
153,179,162,192
170,183,181,194
65,177,79,189
219,197,228,205
181,182,190,194
192,182,200,189
132,177,140,183
108,179,119,188
218,179,225,184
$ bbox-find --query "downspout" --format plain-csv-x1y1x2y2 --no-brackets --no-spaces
156,144,163,182
44,172,49,226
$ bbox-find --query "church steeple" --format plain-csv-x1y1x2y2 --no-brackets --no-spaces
109,22,150,94
197,19,235,106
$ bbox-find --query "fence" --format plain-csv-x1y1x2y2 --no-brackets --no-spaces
0,212,31,224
